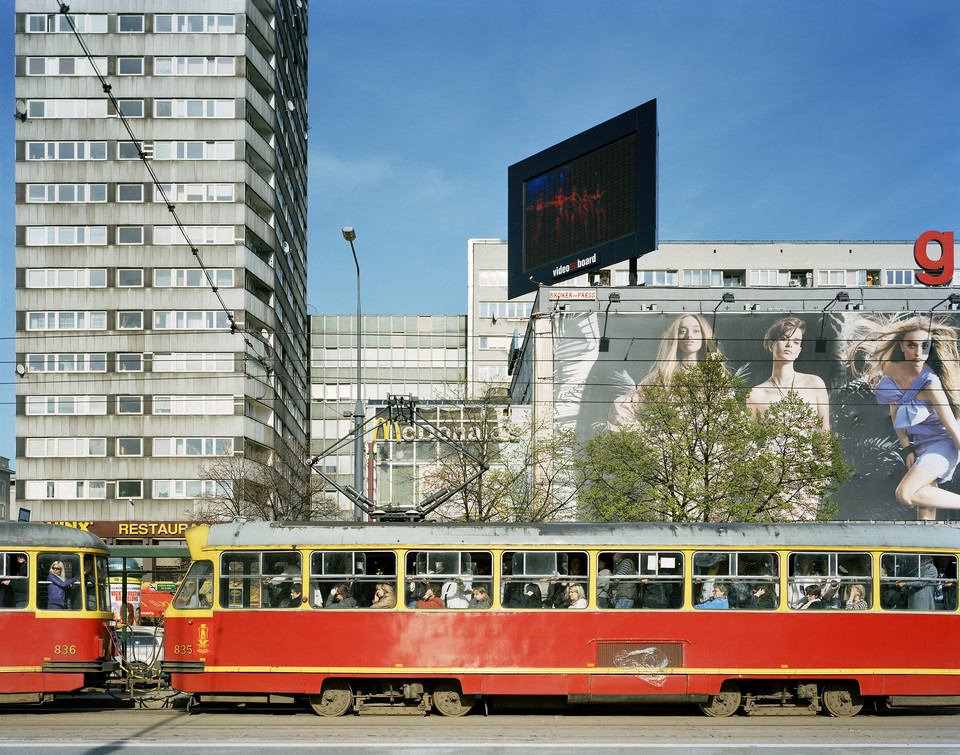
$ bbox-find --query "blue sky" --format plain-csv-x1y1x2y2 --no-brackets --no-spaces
1,0,958,465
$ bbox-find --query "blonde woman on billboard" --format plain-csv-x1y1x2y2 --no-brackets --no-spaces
747,317,831,430
845,315,960,520
607,313,723,429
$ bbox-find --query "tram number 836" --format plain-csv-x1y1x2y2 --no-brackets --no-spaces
53,645,77,655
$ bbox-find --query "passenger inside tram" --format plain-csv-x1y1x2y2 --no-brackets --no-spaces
694,583,729,609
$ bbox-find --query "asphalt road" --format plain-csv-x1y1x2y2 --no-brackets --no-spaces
0,696,958,754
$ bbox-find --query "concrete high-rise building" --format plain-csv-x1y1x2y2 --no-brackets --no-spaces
14,2,309,522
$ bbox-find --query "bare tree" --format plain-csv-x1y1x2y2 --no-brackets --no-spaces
196,435,342,522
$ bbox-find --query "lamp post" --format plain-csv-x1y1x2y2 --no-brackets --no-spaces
342,227,364,520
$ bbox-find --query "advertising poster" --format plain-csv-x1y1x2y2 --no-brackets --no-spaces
552,309,960,521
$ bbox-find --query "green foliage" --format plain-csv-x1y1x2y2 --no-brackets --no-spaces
575,355,852,522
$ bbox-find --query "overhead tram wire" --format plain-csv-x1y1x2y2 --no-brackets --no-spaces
55,2,275,382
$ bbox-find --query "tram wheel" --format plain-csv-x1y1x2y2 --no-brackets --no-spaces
700,681,742,717
821,682,863,717
309,680,353,717
432,680,476,717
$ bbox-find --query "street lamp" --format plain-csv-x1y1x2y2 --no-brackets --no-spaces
342,227,364,520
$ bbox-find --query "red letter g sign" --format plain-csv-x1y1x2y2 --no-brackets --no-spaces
915,231,954,286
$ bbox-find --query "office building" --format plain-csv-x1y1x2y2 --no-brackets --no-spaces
14,2,309,522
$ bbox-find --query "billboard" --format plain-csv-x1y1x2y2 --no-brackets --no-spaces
552,309,960,521
507,100,658,299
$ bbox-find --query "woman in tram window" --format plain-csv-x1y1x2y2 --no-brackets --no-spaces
845,315,960,520
607,313,725,430
46,560,79,610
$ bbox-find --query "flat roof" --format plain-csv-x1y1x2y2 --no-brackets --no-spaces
201,521,960,551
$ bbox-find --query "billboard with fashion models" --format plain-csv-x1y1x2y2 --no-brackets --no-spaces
553,309,960,522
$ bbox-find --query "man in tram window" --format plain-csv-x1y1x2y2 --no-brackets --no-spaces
797,583,824,610
83,556,97,610
1,553,28,608
611,552,637,609
694,583,730,609
325,583,358,608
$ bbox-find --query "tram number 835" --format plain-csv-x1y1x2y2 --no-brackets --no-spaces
172,645,193,655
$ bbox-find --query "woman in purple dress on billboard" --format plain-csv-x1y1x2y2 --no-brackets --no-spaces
846,315,960,520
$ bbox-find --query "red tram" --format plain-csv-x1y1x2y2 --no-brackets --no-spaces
0,522,116,704
163,520,960,717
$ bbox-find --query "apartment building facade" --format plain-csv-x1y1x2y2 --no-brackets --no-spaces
14,1,309,522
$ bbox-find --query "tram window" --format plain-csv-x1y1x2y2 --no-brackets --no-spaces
405,551,492,609
598,551,683,610
218,551,301,609
693,552,779,610
788,552,871,610
310,550,397,608
0,552,29,609
36,553,83,610
95,555,109,612
880,553,957,612
173,560,214,609
500,551,586,609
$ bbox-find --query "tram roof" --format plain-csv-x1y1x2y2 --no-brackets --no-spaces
0,522,108,550
201,520,960,551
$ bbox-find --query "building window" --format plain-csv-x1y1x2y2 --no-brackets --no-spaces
116,226,144,245
25,438,106,457
153,479,225,499
25,57,107,76
153,396,234,415
153,438,234,457
117,396,143,415
116,354,143,372
26,14,107,33
152,226,234,245
26,183,107,203
478,302,533,320
117,15,144,32
153,311,232,330
116,269,144,287
26,99,109,119
154,100,235,119
116,99,144,118
154,268,234,287
154,15,236,33
153,57,236,76
25,141,107,160
750,270,790,287
153,141,235,160
153,353,233,372
24,481,107,500
117,184,144,202
25,269,106,288
27,311,107,331
885,270,922,286
116,481,143,498
25,226,107,245
117,57,144,75
117,142,144,160
682,269,723,286
116,439,143,457
117,311,143,330
154,184,234,203
26,353,106,373
25,396,106,416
